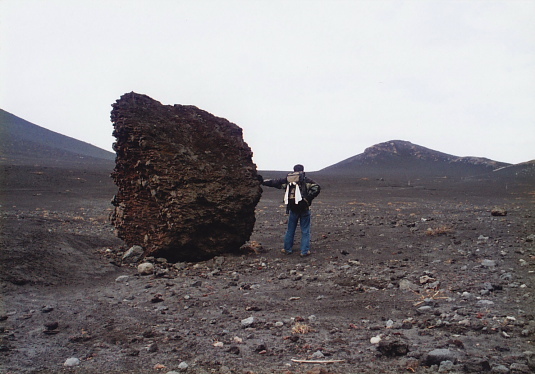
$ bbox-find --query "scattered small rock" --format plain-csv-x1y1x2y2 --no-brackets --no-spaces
227,346,240,355
509,363,531,373
254,342,267,352
481,259,496,268
377,339,409,357
420,275,435,284
44,321,59,331
438,360,454,372
477,300,495,306
490,364,509,373
122,245,144,263
115,275,129,282
399,279,419,291
41,306,54,313
370,335,381,344
491,208,507,216
311,350,325,358
138,262,154,275
416,306,434,314
125,348,140,356
425,348,457,365
462,358,491,372
241,317,255,328
63,357,80,367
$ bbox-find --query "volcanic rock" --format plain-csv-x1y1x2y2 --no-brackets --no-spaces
137,262,154,275
376,338,410,357
122,245,144,263
424,348,458,365
63,357,81,367
44,321,59,331
177,362,189,371
110,92,262,261
241,316,256,328
491,208,507,216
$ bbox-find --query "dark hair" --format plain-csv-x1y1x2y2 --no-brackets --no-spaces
293,164,304,172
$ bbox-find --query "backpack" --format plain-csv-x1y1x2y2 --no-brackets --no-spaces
284,171,305,206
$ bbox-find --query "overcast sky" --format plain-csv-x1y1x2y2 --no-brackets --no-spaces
1,0,534,171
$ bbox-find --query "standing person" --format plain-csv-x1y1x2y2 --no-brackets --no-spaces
261,164,321,257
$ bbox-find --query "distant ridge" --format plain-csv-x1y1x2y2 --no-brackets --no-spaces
320,140,510,177
2,110,531,183
492,159,535,180
0,109,115,166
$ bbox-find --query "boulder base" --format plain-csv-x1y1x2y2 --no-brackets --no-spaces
111,92,262,261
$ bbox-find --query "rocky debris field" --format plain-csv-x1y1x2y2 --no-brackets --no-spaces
1,169,534,374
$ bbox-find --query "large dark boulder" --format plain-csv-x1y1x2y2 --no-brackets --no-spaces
110,92,262,261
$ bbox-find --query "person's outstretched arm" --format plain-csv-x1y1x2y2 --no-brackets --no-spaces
262,177,287,189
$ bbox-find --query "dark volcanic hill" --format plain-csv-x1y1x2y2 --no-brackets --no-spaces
492,160,535,180
0,109,115,166
320,140,510,178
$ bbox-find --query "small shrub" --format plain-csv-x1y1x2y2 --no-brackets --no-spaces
292,322,313,334
426,226,454,236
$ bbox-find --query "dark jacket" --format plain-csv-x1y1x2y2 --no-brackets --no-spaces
263,173,320,213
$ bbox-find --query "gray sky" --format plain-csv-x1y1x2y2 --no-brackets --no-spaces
1,0,534,171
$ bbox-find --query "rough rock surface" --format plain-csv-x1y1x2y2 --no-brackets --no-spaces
110,92,262,261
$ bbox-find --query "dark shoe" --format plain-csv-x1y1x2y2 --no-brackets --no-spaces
300,252,310,257
281,249,293,255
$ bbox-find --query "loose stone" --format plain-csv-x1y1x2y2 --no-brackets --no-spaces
425,349,457,365
138,262,154,275
63,357,80,367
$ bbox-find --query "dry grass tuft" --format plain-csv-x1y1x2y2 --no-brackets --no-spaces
426,226,454,236
239,240,264,254
292,322,313,334
411,289,449,306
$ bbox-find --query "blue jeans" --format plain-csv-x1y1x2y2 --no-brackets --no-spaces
284,209,311,255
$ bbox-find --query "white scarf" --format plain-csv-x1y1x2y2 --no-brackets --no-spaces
284,182,302,205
